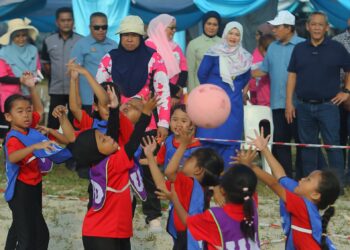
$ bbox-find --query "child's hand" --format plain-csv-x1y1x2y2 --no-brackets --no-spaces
66,58,86,76
20,72,36,87
155,183,177,202
142,93,159,116
178,127,194,146
213,186,225,207
141,136,157,158
33,140,58,151
107,85,119,109
52,105,67,119
230,146,257,167
248,127,271,151
36,125,51,135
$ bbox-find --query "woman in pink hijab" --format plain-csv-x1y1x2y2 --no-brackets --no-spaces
146,14,188,106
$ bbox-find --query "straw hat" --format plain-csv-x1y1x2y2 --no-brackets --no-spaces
0,17,39,45
116,15,145,36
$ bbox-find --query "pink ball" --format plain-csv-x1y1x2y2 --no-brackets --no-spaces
187,84,231,128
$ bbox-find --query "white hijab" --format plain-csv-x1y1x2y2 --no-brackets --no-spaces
206,21,252,88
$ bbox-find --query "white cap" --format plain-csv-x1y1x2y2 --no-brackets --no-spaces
267,11,295,26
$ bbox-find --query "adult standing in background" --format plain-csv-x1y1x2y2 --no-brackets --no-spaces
252,11,305,179
70,12,117,114
41,7,81,129
0,18,40,143
286,11,350,192
96,15,171,232
146,14,187,106
186,11,221,92
197,21,252,170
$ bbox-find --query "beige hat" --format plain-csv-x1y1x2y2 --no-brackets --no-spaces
0,17,39,45
116,15,145,36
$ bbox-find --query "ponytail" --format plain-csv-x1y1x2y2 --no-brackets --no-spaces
240,188,255,241
320,206,335,250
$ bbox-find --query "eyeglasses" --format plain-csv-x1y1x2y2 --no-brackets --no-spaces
92,25,108,31
168,26,177,31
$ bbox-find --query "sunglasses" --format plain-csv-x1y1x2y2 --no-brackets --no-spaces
92,25,108,31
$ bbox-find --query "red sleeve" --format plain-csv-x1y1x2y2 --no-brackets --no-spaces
31,112,41,128
118,112,134,146
7,137,32,166
73,110,93,130
187,210,221,248
156,144,166,165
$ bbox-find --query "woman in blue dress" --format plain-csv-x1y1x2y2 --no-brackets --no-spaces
196,21,252,170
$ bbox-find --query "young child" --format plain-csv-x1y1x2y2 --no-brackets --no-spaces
3,83,70,249
153,154,260,250
156,104,201,169
71,89,157,250
142,131,224,250
248,128,339,250
247,34,274,106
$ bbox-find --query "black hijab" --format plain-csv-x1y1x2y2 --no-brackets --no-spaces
202,11,221,38
109,35,156,98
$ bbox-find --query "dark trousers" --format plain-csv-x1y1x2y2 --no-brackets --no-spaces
82,236,130,250
173,231,187,250
141,130,162,223
272,109,303,178
0,111,9,140
48,94,73,129
5,181,49,250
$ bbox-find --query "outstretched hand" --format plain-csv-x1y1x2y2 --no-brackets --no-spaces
141,136,157,158
52,105,68,119
248,127,271,151
178,127,194,146
142,93,159,115
155,183,177,202
107,85,119,109
230,146,257,167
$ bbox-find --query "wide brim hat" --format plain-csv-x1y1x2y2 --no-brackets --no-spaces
0,17,39,45
116,15,145,36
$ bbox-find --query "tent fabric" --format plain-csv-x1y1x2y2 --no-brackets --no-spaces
310,0,350,29
193,0,269,18
72,0,130,40
132,0,193,13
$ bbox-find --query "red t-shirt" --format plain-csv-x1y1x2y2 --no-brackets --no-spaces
165,172,194,232
6,112,42,185
82,147,134,238
157,137,201,165
187,195,259,250
73,110,133,146
285,190,321,249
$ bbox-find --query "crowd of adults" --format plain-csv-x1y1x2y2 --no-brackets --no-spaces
1,6,350,230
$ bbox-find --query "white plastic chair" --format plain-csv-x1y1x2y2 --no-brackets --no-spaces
244,104,273,174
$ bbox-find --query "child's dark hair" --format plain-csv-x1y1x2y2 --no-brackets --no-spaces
258,34,275,52
4,94,31,113
317,171,340,250
221,164,258,241
92,82,120,119
170,104,186,117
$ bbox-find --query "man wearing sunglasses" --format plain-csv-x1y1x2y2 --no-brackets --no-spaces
70,12,117,116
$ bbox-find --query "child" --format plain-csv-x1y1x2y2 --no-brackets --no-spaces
156,104,201,169
3,83,70,249
248,128,339,250
71,89,157,250
142,131,223,250
247,34,274,106
154,157,260,250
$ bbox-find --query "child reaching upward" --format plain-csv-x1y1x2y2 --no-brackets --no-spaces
156,104,201,169
142,132,223,250
247,128,339,250
153,148,260,250
71,89,157,250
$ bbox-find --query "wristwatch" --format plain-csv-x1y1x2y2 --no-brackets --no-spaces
342,87,350,94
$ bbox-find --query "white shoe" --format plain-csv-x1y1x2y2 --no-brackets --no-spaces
149,218,162,233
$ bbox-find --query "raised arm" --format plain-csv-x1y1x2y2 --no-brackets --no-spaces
68,61,83,122
52,105,76,143
142,136,167,191
164,129,193,181
28,84,43,117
